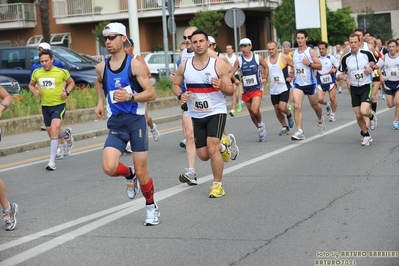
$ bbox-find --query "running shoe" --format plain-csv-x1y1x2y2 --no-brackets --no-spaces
228,134,239,160
291,130,305,140
125,142,133,154
393,121,399,130
151,123,160,142
229,110,235,117
220,135,231,162
126,166,140,199
3,203,18,231
237,100,243,113
326,102,331,116
258,122,267,142
209,183,226,198
144,202,160,226
179,138,186,149
46,161,56,171
370,112,378,130
361,136,373,146
338,87,342,94
55,146,63,160
317,117,326,134
179,169,197,185
382,94,386,100
64,128,73,157
279,128,290,136
329,115,336,122
287,114,294,128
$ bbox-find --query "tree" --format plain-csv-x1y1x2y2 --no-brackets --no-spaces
38,0,51,43
358,7,393,41
92,21,111,48
327,7,356,45
188,11,224,37
272,0,356,45
271,0,296,44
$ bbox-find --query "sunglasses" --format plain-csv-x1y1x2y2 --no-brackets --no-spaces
183,35,192,40
103,34,123,42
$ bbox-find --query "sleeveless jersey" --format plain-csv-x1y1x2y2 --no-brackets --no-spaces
266,53,289,95
383,53,399,89
184,57,227,118
293,47,316,86
181,48,195,62
31,66,71,106
103,54,145,117
226,53,238,75
316,55,339,87
238,53,262,92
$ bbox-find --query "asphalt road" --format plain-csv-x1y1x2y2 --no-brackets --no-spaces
1,92,398,266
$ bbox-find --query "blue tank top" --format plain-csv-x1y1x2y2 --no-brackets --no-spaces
103,55,145,117
238,53,262,92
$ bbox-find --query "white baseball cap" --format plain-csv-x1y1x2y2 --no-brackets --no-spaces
102,22,126,36
239,38,252,46
208,36,216,44
38,42,51,50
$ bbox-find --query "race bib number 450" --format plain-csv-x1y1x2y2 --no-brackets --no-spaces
191,95,213,112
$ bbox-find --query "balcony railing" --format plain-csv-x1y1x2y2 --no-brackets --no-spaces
52,0,259,18
0,3,36,23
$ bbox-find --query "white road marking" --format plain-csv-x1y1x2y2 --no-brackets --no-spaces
0,107,391,265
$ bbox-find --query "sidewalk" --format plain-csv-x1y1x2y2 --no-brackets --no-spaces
0,104,183,156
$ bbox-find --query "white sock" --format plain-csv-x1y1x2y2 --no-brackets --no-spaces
50,139,58,162
213,182,222,186
3,202,11,213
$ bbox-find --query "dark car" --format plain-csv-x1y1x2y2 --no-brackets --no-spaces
0,75,20,95
0,46,97,87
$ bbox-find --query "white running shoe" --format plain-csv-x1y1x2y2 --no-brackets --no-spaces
46,161,56,171
393,121,399,130
228,134,239,160
317,117,326,134
382,94,386,100
144,202,160,226
125,142,133,154
361,136,373,146
326,102,331,116
151,123,160,142
370,112,377,130
329,115,336,122
291,130,305,140
64,128,73,157
55,146,63,160
338,87,342,94
126,166,140,199
179,169,197,185
3,203,19,231
179,138,186,149
258,122,267,142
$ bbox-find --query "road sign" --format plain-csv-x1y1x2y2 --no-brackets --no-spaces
167,16,176,35
224,8,245,28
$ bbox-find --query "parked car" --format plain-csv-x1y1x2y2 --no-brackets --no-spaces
0,46,97,88
0,75,20,95
144,51,179,84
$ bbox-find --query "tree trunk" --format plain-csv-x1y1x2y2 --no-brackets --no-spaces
39,0,51,43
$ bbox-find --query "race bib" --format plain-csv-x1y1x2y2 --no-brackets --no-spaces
270,74,285,84
191,95,213,112
38,78,56,89
386,68,399,80
295,67,307,77
320,74,332,84
242,74,258,87
109,85,133,104
349,70,366,82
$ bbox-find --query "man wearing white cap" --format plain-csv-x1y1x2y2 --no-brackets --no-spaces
232,38,269,142
95,22,160,226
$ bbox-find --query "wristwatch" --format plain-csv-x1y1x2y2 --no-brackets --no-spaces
129,93,135,102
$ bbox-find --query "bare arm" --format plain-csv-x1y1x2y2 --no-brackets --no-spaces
28,79,40,98
135,56,151,78
172,61,189,103
0,86,12,118
214,58,234,96
94,62,106,118
259,55,268,83
310,49,322,70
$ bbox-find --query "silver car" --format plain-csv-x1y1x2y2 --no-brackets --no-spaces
0,75,20,95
